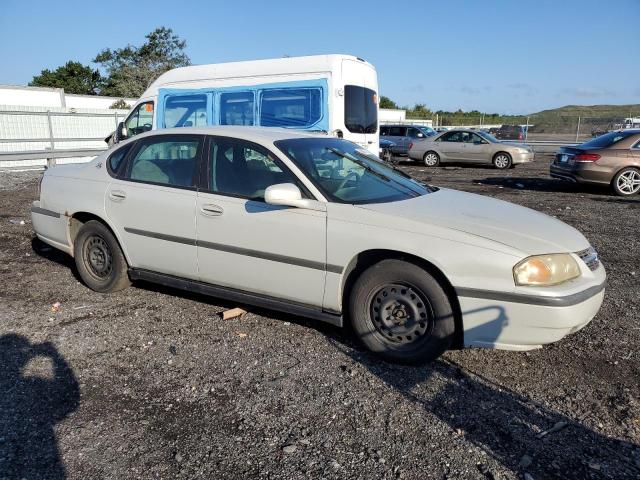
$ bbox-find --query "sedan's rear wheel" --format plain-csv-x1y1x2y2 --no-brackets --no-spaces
349,259,455,364
74,220,130,293
493,152,512,170
612,167,640,196
423,151,440,167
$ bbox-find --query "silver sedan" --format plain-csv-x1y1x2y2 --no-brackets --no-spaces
408,129,534,169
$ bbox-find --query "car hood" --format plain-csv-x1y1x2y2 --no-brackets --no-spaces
357,188,589,255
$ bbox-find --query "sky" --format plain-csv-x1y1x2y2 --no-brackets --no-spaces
1,0,638,114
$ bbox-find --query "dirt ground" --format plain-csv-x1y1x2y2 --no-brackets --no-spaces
1,155,638,480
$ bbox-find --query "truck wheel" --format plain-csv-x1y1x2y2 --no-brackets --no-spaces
348,259,455,365
73,220,130,293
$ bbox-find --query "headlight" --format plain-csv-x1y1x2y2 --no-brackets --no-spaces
513,254,581,286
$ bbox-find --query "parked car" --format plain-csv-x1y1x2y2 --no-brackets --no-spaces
379,138,396,162
489,125,526,141
32,126,604,365
380,124,437,156
550,130,640,196
408,129,534,169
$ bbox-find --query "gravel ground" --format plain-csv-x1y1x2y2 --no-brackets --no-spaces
0,157,638,480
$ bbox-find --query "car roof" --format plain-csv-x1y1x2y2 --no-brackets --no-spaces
128,126,328,144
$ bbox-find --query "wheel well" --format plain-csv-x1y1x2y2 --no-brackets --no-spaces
493,151,512,161
341,249,464,349
69,212,121,254
611,165,640,184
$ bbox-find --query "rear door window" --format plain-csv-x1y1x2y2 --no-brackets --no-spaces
126,135,202,188
220,92,254,125
441,131,463,142
164,94,208,128
389,126,406,137
260,88,322,128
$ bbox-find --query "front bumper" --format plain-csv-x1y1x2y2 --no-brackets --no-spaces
458,264,606,350
512,151,534,164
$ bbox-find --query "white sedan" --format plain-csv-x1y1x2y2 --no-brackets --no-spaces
32,126,605,364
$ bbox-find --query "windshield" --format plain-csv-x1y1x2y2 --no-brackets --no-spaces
274,138,433,204
419,126,437,136
344,85,378,134
478,131,499,143
580,130,637,149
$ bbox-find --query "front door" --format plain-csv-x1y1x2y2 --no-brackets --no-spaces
461,132,492,163
195,136,327,307
105,134,202,279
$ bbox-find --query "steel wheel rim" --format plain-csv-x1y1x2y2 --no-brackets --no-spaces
617,170,640,194
495,155,509,168
369,283,434,344
425,153,438,166
83,235,113,279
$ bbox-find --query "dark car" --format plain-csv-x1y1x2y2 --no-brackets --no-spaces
379,138,396,162
380,124,437,156
490,125,526,141
550,130,640,196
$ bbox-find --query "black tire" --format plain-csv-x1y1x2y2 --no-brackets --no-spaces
612,167,640,196
348,259,455,365
423,151,440,167
493,152,512,170
73,220,130,293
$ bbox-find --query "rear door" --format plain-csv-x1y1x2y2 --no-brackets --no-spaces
105,134,202,279
436,131,465,160
389,126,408,154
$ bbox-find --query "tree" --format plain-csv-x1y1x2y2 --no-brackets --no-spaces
109,99,130,109
29,61,103,95
379,95,398,109
95,27,190,98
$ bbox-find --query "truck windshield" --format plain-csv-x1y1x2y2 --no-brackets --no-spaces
275,137,433,204
344,85,378,134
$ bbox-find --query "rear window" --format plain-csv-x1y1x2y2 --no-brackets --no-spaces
260,88,322,128
580,131,637,149
344,85,377,134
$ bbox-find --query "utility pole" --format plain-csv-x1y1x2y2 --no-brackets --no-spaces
576,116,581,143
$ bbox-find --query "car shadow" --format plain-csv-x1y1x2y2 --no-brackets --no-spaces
0,334,80,480
31,237,84,283
324,312,640,479
474,177,614,195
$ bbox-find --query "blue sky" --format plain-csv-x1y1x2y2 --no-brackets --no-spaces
1,0,638,114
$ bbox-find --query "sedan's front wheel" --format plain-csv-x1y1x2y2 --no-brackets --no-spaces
493,152,512,170
74,220,130,293
423,151,440,167
349,259,455,365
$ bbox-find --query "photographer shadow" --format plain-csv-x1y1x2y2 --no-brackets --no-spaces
0,334,80,480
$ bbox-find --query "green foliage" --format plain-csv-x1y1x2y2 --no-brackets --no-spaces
379,96,397,109
29,61,103,95
109,99,130,110
94,27,191,98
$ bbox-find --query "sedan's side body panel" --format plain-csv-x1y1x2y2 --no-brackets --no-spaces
105,180,199,279
195,192,328,307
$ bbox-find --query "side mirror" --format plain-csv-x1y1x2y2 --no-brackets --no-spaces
417,133,424,138
264,183,325,211
474,140,484,145
115,122,127,142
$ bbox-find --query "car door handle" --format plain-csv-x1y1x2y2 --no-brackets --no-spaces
109,190,126,201
200,204,223,216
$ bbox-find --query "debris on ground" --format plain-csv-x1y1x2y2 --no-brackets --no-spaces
536,421,568,438
51,301,61,313
9,218,25,225
220,307,247,320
